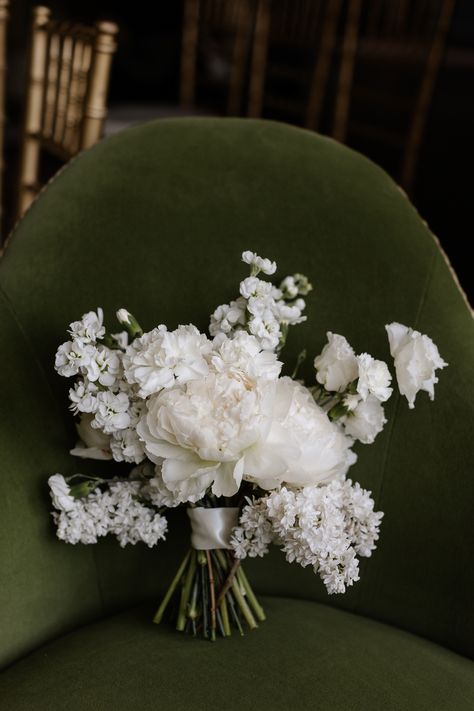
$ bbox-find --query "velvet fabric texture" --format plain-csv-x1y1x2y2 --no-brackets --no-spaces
0,120,472,698
1,599,474,711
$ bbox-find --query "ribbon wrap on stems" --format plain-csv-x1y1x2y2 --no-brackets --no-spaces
187,507,240,550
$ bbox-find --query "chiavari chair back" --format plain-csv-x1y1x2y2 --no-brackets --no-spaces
16,6,118,220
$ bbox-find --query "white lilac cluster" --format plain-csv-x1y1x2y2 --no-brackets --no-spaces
230,479,383,594
209,251,312,351
48,474,167,547
314,332,393,444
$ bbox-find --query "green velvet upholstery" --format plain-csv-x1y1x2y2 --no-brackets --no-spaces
1,599,474,711
0,119,473,703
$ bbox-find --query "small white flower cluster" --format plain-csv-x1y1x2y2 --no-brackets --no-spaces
210,251,312,351
314,332,393,444
230,480,383,594
48,474,167,547
55,309,147,464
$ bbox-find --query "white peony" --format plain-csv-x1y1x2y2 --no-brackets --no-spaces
343,396,386,444
48,474,76,511
385,323,448,409
124,324,212,398
314,333,358,392
245,377,356,489
137,369,275,502
356,353,392,402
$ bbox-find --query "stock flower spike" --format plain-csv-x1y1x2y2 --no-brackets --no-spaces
48,250,447,640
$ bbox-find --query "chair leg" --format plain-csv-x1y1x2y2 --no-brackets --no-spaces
247,0,271,119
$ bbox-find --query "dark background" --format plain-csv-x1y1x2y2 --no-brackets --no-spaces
3,1,473,298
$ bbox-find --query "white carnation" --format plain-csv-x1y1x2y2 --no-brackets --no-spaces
343,395,386,444
124,324,212,398
385,322,448,408
314,333,358,392
210,331,282,382
356,353,392,402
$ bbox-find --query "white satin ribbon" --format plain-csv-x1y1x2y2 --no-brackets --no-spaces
187,507,240,550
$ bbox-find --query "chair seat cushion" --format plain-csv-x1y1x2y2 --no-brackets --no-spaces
1,596,473,710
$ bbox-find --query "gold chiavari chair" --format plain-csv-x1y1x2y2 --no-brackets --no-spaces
180,0,255,116
246,0,362,140
16,6,118,220
0,0,9,237
349,0,456,193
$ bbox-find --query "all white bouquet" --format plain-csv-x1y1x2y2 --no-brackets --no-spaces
49,250,447,640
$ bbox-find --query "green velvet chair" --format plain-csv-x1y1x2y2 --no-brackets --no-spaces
0,119,473,710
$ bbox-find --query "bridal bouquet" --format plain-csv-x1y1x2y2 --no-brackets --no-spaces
48,250,447,640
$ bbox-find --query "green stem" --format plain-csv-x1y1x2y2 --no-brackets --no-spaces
153,550,190,624
176,550,197,632
231,575,258,630
237,567,266,622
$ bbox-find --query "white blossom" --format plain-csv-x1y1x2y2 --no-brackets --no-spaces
92,391,131,434
356,353,393,402
342,395,386,444
48,474,76,512
68,308,105,344
50,478,168,548
124,324,212,398
69,380,98,414
385,322,448,409
314,333,358,392
241,250,277,275
211,331,282,382
209,298,247,337
231,480,383,594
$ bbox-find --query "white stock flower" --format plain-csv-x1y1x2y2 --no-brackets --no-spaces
343,396,386,444
92,391,131,434
82,346,121,387
70,413,112,460
48,474,76,512
111,428,146,464
314,333,358,392
69,380,98,414
242,250,277,275
209,298,247,337
55,341,95,378
124,324,212,398
356,353,392,402
68,308,105,344
385,322,448,409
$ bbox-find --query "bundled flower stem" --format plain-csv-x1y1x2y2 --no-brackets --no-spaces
154,543,265,640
